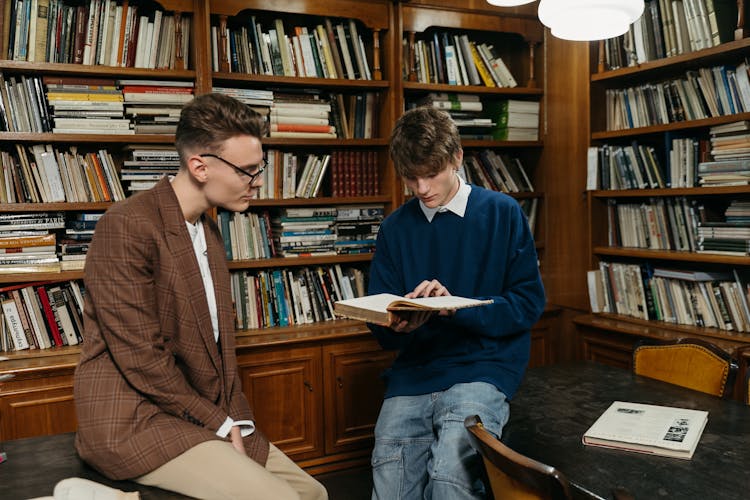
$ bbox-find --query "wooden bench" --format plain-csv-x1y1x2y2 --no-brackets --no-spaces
0,433,189,499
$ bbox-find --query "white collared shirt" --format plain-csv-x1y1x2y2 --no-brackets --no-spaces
184,218,255,439
418,173,471,222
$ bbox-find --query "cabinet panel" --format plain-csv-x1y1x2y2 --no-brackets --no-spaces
529,309,561,368
322,339,395,455
0,376,76,441
237,346,323,460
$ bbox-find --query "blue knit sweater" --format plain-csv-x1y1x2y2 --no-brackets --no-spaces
368,186,546,399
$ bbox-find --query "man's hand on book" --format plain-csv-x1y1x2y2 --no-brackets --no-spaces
407,279,455,317
390,279,455,331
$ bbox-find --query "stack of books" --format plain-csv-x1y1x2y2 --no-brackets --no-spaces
269,93,335,139
272,207,338,257
59,213,100,271
45,77,130,135
698,200,750,256
212,87,274,115
698,121,750,187
120,146,180,193
333,205,384,255
119,80,194,134
488,100,540,141
0,213,64,274
415,93,493,139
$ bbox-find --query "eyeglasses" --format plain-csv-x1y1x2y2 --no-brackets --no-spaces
199,153,266,184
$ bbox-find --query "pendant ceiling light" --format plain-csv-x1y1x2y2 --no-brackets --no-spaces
538,0,645,41
486,0,535,6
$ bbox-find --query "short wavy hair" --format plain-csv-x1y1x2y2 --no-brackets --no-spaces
175,93,267,165
389,106,461,178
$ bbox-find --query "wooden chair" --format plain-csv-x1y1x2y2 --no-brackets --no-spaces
633,338,739,398
464,415,573,500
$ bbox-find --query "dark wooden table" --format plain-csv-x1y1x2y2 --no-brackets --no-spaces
503,362,750,500
0,432,189,500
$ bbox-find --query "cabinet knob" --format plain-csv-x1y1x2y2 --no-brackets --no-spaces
304,381,313,392
337,376,343,389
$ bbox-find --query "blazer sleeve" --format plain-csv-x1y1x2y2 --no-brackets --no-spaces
85,210,228,431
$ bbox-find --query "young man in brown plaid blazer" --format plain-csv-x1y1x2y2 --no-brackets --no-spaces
74,93,327,500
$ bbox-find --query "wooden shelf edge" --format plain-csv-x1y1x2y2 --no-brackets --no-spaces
402,81,543,95
0,133,176,143
590,186,750,197
573,313,750,350
0,60,196,79
591,38,750,83
0,202,113,211
227,253,373,270
246,196,391,207
213,72,389,89
0,271,84,284
593,246,750,265
592,112,750,139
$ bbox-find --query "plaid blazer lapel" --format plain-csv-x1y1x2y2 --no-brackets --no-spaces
155,178,223,376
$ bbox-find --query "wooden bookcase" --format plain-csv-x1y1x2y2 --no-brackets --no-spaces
580,12,750,400
0,0,557,471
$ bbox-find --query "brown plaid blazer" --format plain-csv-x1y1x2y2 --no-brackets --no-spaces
74,177,269,480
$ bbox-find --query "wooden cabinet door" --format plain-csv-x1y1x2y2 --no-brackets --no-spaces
237,345,323,461
0,373,76,441
529,309,562,368
322,339,396,455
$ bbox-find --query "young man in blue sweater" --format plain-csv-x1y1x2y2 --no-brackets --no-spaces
368,107,546,499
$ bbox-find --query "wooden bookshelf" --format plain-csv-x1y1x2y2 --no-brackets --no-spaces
583,3,750,399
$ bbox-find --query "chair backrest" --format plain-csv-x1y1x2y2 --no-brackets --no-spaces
632,338,738,398
464,415,573,500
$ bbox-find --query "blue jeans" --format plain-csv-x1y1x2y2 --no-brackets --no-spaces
371,382,509,500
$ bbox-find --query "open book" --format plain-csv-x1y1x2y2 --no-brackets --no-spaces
582,401,708,460
333,293,493,326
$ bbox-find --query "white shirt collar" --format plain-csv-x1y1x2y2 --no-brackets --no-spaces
418,174,471,222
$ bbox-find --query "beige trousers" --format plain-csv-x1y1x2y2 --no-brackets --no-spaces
134,441,328,500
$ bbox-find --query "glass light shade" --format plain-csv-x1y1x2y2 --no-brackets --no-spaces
538,0,645,41
486,0,535,6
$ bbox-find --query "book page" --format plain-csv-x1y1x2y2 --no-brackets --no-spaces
584,401,708,451
387,295,493,310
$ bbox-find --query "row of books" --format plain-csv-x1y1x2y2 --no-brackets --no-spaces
256,149,379,200
0,279,86,352
589,122,750,191
588,262,750,332
218,205,384,261
518,198,540,238
607,197,749,255
212,16,373,80
405,32,517,88
230,264,367,330
606,61,750,131
460,149,535,193
603,0,739,71
0,74,194,134
1,144,125,203
3,0,191,69
607,197,701,252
